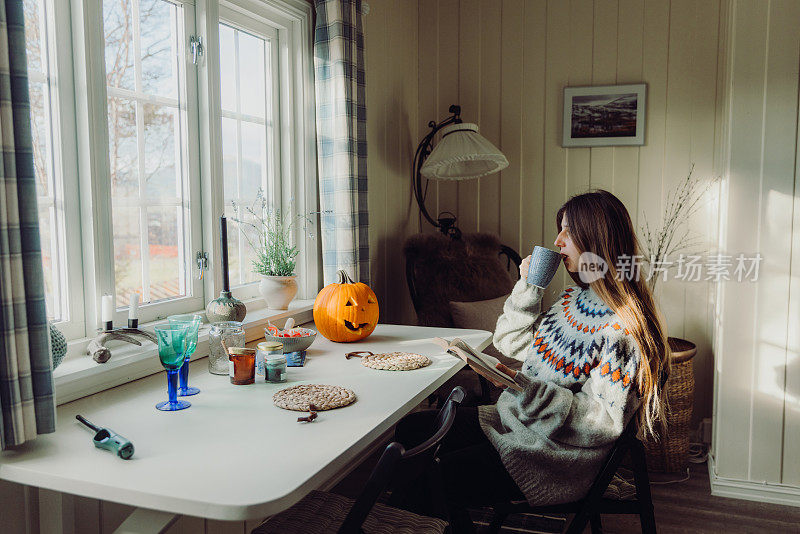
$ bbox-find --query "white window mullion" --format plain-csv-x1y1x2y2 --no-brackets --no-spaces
33,24,65,315
73,0,115,334
107,86,180,108
233,29,246,286
28,71,47,84
267,34,281,212
221,109,265,125
134,99,151,303
172,6,188,298
131,0,151,304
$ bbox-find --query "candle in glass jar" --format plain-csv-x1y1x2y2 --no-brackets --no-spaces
256,341,283,379
265,354,287,383
228,347,255,385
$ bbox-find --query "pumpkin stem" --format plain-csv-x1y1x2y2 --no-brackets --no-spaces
336,270,355,284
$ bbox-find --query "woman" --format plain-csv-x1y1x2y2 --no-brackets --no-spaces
395,189,670,533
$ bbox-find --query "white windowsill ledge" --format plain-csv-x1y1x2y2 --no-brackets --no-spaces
53,300,315,405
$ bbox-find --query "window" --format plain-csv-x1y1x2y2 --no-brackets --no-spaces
218,20,279,288
103,0,199,311
25,0,64,319
215,1,319,303
23,0,315,348
24,0,86,339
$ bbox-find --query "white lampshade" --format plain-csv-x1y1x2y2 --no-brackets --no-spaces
420,123,509,180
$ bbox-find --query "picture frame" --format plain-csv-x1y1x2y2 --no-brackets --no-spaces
562,83,646,147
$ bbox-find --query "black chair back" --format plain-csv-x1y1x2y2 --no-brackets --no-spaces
337,386,466,534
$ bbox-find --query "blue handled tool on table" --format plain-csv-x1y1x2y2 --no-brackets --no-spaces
76,415,135,460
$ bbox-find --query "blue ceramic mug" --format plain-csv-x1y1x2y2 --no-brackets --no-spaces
526,246,562,288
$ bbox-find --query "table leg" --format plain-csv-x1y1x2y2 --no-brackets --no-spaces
112,508,179,534
39,488,75,534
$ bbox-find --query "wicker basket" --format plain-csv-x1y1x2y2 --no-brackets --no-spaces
644,337,696,472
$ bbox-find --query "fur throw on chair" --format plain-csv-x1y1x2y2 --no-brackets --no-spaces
404,232,515,328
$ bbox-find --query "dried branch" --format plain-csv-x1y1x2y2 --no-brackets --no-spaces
639,164,720,293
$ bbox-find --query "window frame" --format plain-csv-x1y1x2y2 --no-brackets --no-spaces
25,0,87,340
69,0,206,334
40,0,317,353
219,18,281,294
198,0,319,310
101,0,206,323
217,16,282,293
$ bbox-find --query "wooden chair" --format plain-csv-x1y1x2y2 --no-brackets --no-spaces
485,419,657,534
251,386,466,534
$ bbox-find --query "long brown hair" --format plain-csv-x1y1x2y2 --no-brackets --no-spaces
557,189,670,440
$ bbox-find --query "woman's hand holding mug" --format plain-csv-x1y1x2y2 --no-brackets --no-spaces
520,255,531,279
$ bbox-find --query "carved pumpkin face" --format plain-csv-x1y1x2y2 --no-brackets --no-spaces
314,270,379,342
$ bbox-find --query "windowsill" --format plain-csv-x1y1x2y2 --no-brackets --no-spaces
53,299,315,405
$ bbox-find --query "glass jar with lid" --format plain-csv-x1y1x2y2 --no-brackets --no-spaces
256,341,283,380
265,354,287,383
208,321,245,375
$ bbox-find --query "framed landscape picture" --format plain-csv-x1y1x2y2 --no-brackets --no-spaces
562,84,646,147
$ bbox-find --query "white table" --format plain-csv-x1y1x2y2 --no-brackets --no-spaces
0,324,490,528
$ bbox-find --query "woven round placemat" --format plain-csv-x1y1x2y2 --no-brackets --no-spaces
273,384,356,412
360,352,431,371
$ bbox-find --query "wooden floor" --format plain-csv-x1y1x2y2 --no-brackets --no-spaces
600,463,800,533
333,456,800,533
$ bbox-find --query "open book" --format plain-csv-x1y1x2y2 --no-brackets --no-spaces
433,337,522,392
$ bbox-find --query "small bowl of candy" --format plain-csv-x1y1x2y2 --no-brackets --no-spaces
263,324,317,353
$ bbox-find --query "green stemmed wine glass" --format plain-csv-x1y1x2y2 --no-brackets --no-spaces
168,314,203,396
154,324,191,411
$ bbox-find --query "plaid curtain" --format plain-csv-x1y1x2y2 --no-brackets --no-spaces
0,0,55,450
313,0,370,285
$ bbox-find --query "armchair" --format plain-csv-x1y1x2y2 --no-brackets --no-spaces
403,232,525,403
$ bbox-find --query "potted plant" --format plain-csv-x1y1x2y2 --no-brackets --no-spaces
639,164,718,471
231,190,315,310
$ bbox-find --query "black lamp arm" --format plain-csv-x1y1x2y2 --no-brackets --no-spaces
412,105,462,231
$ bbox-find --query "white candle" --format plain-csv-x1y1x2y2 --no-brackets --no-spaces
101,295,114,322
128,293,139,320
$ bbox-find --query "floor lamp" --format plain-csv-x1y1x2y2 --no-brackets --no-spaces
412,104,509,239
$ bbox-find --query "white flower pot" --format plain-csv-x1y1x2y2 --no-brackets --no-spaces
258,275,298,310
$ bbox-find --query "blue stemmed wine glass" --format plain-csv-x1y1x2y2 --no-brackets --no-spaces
154,324,191,411
168,314,203,396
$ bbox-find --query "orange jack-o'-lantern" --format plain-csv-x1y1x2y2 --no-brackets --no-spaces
314,270,379,342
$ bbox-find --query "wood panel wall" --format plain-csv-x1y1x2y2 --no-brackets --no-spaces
0,482,266,534
364,0,420,326
366,0,724,428
714,0,800,488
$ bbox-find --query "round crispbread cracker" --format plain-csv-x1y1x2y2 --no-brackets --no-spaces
360,352,431,371
272,384,356,412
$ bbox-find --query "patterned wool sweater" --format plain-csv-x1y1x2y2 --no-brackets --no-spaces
478,278,641,505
